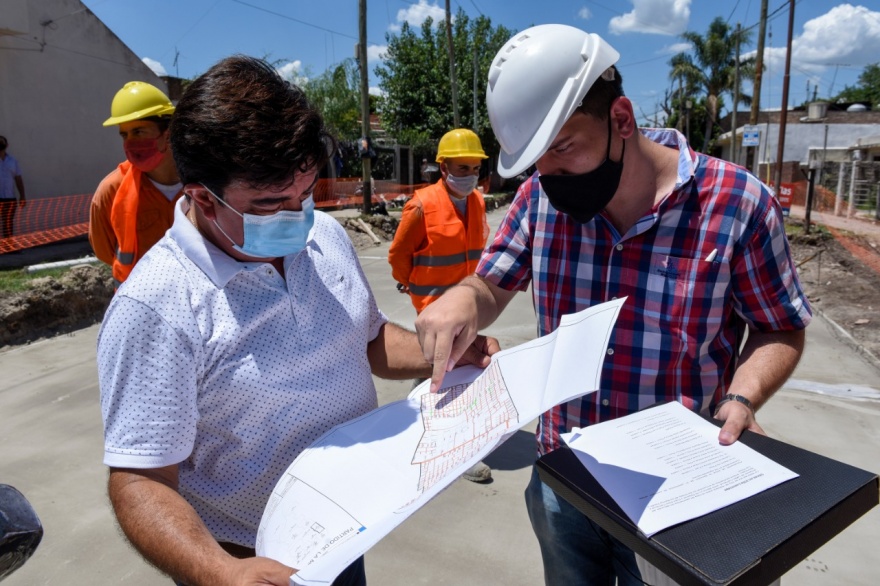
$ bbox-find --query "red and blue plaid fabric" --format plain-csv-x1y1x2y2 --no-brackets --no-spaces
477,129,812,454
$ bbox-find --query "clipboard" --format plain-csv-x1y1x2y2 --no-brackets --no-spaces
537,426,878,585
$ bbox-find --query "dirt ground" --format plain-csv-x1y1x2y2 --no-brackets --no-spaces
786,219,880,362
0,263,115,348
0,215,399,349
2,214,880,362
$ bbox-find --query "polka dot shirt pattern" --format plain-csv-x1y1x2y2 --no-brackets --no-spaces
98,200,386,546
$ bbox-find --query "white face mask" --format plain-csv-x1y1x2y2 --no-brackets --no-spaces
445,173,479,196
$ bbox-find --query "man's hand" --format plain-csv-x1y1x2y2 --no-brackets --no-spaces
396,282,410,294
416,276,514,392
714,328,805,445
713,400,765,446
454,334,500,371
415,285,482,393
221,556,295,586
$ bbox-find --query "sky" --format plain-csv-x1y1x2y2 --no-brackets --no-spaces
76,0,880,126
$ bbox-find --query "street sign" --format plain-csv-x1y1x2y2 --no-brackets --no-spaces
742,125,760,147
777,182,794,217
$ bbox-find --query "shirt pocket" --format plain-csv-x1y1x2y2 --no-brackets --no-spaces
644,253,731,355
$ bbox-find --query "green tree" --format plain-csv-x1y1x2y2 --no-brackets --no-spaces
673,17,753,152
374,10,513,160
834,63,880,109
301,58,361,141
665,52,703,131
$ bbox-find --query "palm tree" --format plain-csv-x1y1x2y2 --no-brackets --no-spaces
671,17,753,152
667,53,702,135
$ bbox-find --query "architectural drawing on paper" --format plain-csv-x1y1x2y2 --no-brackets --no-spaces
257,476,366,569
411,361,518,492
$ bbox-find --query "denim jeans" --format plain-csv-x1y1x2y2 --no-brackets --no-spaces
174,555,365,586
525,465,643,586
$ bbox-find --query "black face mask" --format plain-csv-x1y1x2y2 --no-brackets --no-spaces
539,114,625,224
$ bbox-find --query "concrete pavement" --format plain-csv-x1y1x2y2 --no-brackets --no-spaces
1,205,878,585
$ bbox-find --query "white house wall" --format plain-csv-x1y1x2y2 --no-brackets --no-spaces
0,0,169,198
724,123,880,169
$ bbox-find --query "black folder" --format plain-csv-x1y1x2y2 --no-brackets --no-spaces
537,428,879,586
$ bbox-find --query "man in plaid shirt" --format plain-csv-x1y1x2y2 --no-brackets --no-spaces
415,25,811,585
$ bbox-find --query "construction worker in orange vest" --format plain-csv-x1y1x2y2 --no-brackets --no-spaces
388,128,493,482
90,82,183,286
389,128,490,314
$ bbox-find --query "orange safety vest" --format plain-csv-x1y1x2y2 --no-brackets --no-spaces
108,161,142,284
407,182,489,313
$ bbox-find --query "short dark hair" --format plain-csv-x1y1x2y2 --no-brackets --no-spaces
142,116,171,134
0,136,7,149
170,55,333,195
577,65,625,120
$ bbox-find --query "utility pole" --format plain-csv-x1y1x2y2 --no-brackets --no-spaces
445,0,460,127
358,0,371,214
750,0,768,126
677,74,684,132
732,23,741,165
748,0,768,172
686,98,692,145
772,0,795,197
473,41,478,131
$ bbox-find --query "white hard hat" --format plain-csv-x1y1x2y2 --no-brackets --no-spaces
486,24,620,178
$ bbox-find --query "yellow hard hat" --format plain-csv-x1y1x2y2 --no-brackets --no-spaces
436,128,488,163
103,81,175,126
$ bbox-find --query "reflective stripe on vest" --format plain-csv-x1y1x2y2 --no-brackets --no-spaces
406,182,489,313
412,248,482,267
115,249,135,265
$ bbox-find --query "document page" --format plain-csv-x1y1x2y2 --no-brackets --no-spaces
562,401,798,537
256,298,626,585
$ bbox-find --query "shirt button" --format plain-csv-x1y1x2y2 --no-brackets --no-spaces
606,348,614,355
601,399,610,406
616,244,624,251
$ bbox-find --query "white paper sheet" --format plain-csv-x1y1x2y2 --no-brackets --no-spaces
255,298,626,585
562,401,799,537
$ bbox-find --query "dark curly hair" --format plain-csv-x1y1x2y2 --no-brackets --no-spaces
170,55,333,196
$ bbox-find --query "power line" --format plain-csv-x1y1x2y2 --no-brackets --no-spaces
726,0,743,24
742,0,797,34
232,0,358,41
161,0,222,62
44,0,112,24
2,33,152,71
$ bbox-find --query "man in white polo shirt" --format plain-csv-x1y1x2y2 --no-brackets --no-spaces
96,56,497,586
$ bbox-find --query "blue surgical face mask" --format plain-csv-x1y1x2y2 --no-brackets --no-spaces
205,185,315,258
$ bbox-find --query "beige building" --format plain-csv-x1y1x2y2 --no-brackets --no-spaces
0,0,170,198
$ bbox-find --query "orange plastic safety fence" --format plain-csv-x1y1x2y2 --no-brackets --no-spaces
312,177,491,208
0,194,92,255
0,178,485,255
312,178,429,209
